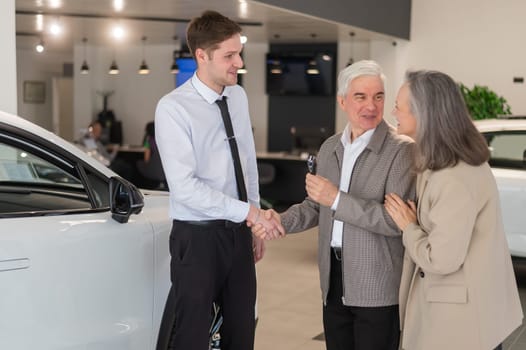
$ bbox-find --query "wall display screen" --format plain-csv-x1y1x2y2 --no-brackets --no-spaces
266,53,335,96
175,57,197,87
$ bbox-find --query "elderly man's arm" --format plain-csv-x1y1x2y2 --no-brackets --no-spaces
333,142,415,236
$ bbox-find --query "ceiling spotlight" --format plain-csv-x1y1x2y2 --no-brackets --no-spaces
49,21,62,36
270,60,282,74
113,0,124,11
109,60,119,75
80,37,89,74
347,32,356,67
35,39,45,53
138,60,149,75
306,59,320,75
240,35,248,44
138,36,150,75
112,25,125,40
35,14,44,32
48,0,62,8
81,61,90,74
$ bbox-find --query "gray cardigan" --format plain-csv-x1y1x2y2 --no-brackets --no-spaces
281,120,415,307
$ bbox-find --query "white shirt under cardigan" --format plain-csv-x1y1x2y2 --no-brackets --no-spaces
155,73,260,222
330,125,375,248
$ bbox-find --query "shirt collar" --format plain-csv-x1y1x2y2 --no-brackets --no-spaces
340,123,375,147
191,73,232,104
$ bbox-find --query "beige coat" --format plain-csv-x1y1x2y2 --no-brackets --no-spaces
399,161,523,350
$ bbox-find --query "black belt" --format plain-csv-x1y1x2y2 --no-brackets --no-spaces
332,247,342,261
175,219,244,229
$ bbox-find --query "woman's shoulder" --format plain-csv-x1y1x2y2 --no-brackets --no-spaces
429,161,491,188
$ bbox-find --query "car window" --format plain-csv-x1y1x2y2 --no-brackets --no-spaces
483,131,526,170
0,141,93,215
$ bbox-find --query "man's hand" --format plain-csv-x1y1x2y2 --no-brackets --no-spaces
252,235,265,263
305,173,338,207
247,207,285,240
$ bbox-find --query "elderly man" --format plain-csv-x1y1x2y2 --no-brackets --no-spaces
254,60,415,350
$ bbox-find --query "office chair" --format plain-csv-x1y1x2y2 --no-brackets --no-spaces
136,146,167,190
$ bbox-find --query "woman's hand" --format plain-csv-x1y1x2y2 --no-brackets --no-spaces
384,193,417,231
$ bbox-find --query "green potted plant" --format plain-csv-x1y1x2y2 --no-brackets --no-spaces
459,83,512,120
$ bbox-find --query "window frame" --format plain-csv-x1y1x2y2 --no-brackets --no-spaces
482,130,526,171
0,124,112,218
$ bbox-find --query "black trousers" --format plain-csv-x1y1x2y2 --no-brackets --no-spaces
323,249,400,350
169,220,256,350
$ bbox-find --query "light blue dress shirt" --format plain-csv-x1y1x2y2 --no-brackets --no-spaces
155,73,260,222
330,124,375,247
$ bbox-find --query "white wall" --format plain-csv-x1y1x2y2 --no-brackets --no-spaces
74,43,176,145
73,41,270,149
16,48,71,129
242,42,269,152
393,0,526,115
0,0,17,114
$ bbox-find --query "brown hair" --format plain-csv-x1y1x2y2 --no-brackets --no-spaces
405,70,490,172
186,10,242,59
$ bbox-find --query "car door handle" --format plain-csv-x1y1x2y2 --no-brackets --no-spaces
0,258,30,272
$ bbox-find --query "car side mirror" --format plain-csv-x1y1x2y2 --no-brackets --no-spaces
109,176,144,223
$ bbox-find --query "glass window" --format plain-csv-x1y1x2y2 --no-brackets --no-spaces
483,131,526,170
0,141,92,215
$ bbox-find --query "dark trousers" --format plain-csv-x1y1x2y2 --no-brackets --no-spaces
323,249,400,350
169,220,256,350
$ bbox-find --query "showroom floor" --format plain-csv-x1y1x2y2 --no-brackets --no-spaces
254,228,526,350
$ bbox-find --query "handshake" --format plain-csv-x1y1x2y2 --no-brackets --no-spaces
246,207,286,240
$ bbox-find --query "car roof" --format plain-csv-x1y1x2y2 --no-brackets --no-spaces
0,110,115,178
474,118,526,133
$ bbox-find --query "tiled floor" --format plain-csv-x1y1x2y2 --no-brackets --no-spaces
254,227,526,350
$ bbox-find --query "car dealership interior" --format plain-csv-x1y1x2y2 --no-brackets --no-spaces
1,0,526,349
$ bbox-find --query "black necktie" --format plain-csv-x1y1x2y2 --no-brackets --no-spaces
216,97,248,202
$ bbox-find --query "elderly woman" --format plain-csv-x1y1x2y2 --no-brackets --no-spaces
385,70,523,350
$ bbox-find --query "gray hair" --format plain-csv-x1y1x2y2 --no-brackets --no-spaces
405,70,489,171
337,60,386,97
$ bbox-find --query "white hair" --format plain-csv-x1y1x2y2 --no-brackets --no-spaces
337,60,386,97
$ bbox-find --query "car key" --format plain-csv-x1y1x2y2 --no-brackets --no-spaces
307,154,317,175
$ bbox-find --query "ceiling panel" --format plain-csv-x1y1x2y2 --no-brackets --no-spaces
15,0,396,53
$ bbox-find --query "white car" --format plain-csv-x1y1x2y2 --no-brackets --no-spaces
0,111,179,349
475,117,526,257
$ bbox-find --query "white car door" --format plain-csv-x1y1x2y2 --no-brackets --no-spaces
492,168,526,257
0,137,155,349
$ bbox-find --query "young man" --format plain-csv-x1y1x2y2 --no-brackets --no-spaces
155,10,283,350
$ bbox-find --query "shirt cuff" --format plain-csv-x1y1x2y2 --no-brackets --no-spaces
331,191,341,211
225,200,251,223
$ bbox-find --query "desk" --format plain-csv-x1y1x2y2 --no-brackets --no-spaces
111,146,161,189
113,146,145,164
257,152,308,204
